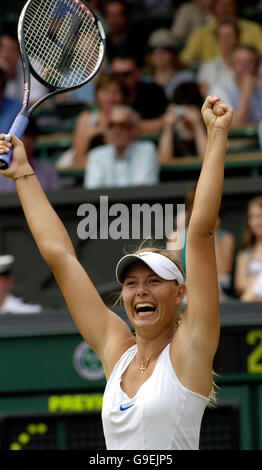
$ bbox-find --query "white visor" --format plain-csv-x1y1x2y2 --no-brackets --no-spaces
116,251,184,285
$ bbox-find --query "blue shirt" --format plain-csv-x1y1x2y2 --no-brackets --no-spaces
0,97,22,133
210,80,262,123
84,141,159,189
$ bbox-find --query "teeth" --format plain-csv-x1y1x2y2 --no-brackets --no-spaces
136,303,155,309
135,303,156,316
137,311,155,317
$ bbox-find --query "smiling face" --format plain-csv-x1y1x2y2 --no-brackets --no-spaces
122,262,185,337
232,47,258,78
107,106,136,154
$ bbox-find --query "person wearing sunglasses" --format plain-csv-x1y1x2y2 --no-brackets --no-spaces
83,104,159,188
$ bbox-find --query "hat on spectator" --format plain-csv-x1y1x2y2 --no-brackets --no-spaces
0,255,15,275
147,28,176,49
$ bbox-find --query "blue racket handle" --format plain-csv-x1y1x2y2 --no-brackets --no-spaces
0,115,29,170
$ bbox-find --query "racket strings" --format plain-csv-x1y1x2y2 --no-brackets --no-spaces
57,8,100,86
23,0,102,88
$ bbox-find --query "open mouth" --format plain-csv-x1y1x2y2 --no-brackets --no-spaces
135,303,157,317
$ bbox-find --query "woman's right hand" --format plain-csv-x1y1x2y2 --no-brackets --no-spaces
0,134,33,180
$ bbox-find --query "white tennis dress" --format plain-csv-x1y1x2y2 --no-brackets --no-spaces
102,343,209,450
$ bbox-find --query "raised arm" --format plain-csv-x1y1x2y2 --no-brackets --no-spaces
185,97,233,340
172,96,233,397
0,135,134,377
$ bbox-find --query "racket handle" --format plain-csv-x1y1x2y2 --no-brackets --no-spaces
0,115,29,170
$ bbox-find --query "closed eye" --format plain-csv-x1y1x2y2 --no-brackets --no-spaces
124,280,136,286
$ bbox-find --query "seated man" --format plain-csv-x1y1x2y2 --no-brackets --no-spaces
0,255,42,314
210,44,262,128
83,105,159,188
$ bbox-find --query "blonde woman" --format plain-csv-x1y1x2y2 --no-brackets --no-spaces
0,95,233,450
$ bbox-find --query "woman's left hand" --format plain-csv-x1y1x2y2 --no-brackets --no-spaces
201,96,233,133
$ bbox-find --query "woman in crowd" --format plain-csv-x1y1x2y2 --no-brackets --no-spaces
235,196,262,302
158,81,207,162
56,72,126,169
167,183,235,302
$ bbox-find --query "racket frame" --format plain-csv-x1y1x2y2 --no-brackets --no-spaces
18,0,106,117
0,0,106,169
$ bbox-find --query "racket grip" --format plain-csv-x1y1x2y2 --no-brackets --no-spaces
0,115,29,170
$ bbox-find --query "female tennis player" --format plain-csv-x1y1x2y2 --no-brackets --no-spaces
0,95,233,450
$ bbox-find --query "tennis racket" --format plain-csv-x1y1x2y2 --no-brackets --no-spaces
0,0,106,169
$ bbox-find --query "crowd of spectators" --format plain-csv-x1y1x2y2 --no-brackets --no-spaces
1,0,262,306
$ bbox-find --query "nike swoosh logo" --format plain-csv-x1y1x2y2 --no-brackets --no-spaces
120,404,135,411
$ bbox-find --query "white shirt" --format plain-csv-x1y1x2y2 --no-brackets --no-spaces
84,141,159,189
197,55,234,95
102,343,208,450
0,294,42,314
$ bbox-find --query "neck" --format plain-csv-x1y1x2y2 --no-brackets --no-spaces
115,143,129,157
135,327,175,365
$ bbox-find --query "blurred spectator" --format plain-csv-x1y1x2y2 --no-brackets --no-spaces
0,255,42,314
158,81,207,162
0,119,61,192
0,23,48,105
180,0,262,67
102,0,145,66
235,196,262,302
167,183,235,302
132,0,174,12
111,55,168,134
84,104,159,188
197,17,240,97
56,72,127,169
0,66,21,133
210,45,262,128
171,0,214,42
143,28,195,101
